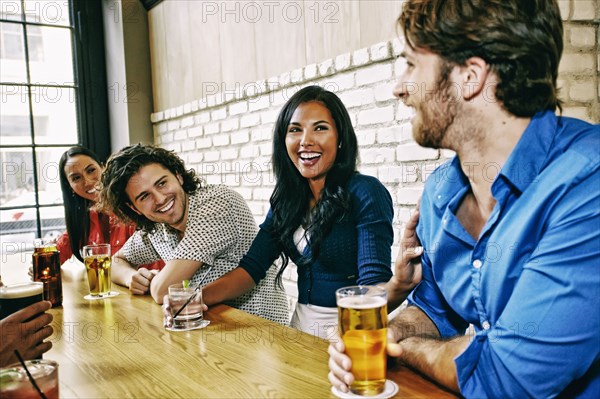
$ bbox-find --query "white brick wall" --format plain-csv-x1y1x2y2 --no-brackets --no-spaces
357,106,394,125
150,4,598,315
356,64,392,86
558,1,599,122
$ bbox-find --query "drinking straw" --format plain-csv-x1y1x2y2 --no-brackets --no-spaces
14,350,47,399
171,265,213,319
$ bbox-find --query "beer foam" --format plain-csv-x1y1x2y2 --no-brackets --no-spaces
0,283,43,298
337,295,387,309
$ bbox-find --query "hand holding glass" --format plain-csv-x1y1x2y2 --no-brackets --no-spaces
82,244,111,297
0,282,43,319
167,283,204,331
336,285,388,396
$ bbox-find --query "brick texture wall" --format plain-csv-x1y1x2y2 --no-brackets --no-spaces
557,0,599,121
150,3,598,314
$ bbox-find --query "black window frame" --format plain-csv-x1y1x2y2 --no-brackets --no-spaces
72,0,111,160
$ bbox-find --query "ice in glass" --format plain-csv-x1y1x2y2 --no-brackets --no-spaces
168,283,203,330
0,359,59,399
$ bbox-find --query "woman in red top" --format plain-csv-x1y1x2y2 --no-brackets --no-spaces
57,146,163,271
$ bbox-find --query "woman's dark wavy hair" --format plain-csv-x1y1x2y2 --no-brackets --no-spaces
398,0,563,116
59,146,106,262
99,144,201,233
271,85,358,282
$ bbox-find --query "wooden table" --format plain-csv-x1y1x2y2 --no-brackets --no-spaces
42,276,456,398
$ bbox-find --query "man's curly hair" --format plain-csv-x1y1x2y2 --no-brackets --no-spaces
99,144,202,232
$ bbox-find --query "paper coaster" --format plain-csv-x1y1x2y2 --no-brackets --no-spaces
83,291,120,300
166,320,210,332
331,380,398,399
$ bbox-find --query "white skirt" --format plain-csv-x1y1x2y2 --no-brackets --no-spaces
290,303,338,340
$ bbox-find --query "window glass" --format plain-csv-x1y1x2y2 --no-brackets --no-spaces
35,146,68,195
0,1,24,21
0,22,27,82
28,26,73,84
0,147,35,207
40,205,66,241
32,87,77,144
0,85,32,144
24,0,70,26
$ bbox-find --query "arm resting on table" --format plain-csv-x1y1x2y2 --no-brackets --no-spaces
149,258,203,304
202,267,257,306
387,305,464,393
389,305,441,342
391,334,468,394
111,250,140,288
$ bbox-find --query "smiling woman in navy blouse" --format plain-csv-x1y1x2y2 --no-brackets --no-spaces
201,86,421,338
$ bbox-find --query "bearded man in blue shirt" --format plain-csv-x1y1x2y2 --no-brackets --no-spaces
329,0,599,397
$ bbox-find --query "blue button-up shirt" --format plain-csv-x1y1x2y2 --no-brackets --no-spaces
409,111,599,398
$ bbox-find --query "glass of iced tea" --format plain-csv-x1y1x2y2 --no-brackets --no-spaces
0,359,59,399
336,285,388,396
167,283,204,331
32,239,62,308
82,244,112,298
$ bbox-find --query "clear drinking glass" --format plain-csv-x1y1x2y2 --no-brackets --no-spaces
81,244,111,298
167,283,204,331
0,359,59,399
336,285,388,396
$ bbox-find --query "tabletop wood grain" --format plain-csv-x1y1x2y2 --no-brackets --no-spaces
43,277,456,398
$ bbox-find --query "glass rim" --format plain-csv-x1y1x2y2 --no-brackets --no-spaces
335,285,387,298
82,243,111,250
0,281,44,295
33,238,57,246
168,282,198,291
0,359,58,378
0,281,44,288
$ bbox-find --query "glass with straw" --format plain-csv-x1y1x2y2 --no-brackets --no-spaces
0,356,59,399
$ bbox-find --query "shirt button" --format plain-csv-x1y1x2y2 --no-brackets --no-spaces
473,259,482,269
482,321,491,330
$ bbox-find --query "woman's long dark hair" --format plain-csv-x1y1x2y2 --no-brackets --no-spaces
271,85,358,281
59,146,106,262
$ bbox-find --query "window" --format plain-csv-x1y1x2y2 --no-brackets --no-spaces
0,0,109,254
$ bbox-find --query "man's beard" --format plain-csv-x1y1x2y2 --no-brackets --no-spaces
412,62,461,149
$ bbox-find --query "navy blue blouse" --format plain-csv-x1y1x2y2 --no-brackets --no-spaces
239,173,394,307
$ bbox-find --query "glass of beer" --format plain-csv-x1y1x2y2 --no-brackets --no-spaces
82,244,111,298
32,239,62,308
0,282,44,319
336,285,388,396
167,283,204,331
0,359,59,399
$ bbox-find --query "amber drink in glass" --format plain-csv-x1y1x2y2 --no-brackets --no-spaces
82,244,111,297
32,239,62,307
336,285,388,396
